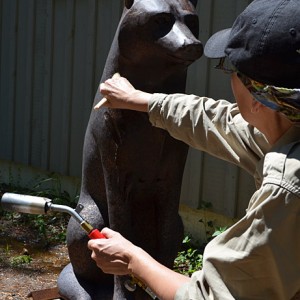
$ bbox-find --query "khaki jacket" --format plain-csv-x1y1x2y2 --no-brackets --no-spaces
148,93,300,300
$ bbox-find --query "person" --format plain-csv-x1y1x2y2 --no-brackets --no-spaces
88,0,300,299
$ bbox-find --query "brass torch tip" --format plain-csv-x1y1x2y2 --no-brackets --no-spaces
80,221,93,234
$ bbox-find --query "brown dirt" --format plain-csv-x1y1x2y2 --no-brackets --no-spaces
0,214,69,300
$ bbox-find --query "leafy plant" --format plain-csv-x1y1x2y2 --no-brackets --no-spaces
212,226,227,237
173,236,203,276
30,173,79,207
10,254,32,266
4,242,11,255
198,201,215,242
173,208,228,277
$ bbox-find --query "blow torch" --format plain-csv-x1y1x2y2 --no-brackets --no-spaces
0,192,159,300
0,192,105,239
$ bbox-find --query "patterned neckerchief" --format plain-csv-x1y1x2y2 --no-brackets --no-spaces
237,73,300,122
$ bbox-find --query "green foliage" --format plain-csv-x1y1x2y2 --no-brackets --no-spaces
4,242,11,255
10,254,32,266
212,226,227,237
174,200,228,277
32,214,47,236
173,236,203,276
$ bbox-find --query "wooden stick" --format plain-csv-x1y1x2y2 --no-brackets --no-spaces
94,97,108,110
94,73,120,110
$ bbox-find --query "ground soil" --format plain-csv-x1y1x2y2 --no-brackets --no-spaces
0,214,69,300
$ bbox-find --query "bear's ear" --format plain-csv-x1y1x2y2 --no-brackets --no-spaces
125,0,134,9
189,0,197,8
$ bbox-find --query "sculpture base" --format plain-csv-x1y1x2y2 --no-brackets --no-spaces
57,263,113,300
28,287,63,300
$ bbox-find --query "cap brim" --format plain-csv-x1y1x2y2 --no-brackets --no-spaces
204,28,232,59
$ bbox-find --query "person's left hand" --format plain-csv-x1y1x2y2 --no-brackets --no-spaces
87,227,135,275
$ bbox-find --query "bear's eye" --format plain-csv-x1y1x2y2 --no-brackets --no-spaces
184,14,199,38
154,13,174,27
151,13,175,39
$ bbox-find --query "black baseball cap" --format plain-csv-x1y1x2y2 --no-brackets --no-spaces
204,0,300,88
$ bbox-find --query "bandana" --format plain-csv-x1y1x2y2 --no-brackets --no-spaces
237,73,300,122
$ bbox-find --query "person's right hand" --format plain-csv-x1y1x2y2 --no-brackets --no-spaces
88,227,191,300
88,227,136,275
94,73,151,112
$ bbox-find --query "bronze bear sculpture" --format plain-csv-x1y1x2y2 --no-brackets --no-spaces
58,0,203,299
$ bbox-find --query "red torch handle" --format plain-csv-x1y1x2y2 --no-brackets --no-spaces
88,228,106,239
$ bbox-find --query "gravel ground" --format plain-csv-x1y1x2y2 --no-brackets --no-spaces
0,244,68,299
0,215,69,300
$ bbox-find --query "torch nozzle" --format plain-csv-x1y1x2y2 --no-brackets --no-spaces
1,193,51,215
0,192,85,224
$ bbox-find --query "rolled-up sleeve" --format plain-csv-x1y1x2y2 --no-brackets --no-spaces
148,93,269,176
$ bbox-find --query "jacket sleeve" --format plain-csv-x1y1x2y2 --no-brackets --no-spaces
148,93,270,176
